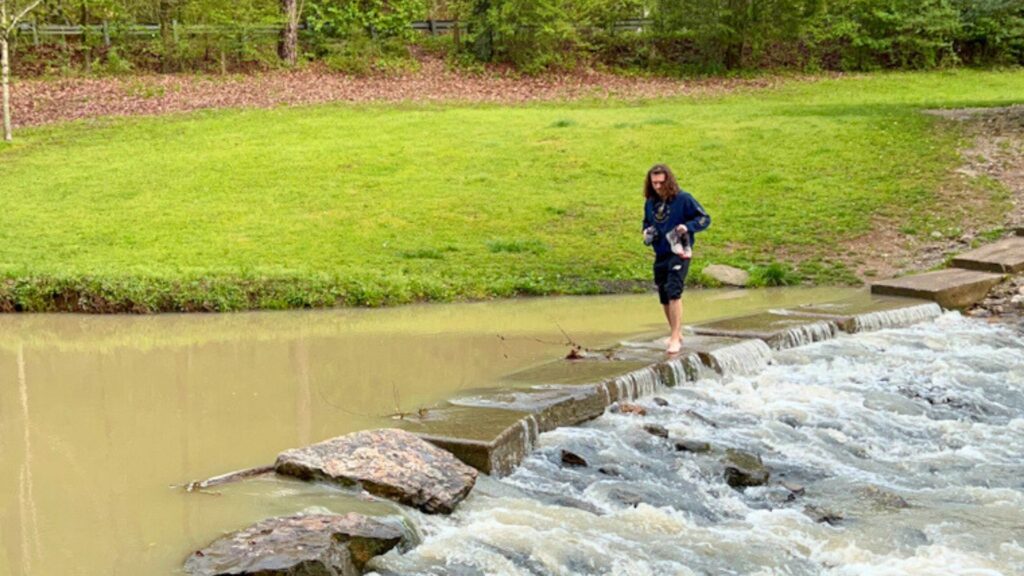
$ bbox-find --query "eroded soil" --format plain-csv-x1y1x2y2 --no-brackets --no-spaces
835,106,1024,285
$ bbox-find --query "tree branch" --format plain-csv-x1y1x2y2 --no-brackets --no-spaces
4,0,44,37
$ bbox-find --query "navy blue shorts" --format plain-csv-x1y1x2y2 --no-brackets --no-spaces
653,254,690,305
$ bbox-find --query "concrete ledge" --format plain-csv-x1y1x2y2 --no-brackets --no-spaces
787,293,942,333
270,294,959,484
449,384,610,434
395,405,534,477
690,311,838,350
871,269,1004,309
396,354,712,476
951,236,1024,273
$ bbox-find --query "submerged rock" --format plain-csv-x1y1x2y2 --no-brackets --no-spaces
722,449,770,488
598,464,624,477
675,439,712,453
617,403,647,416
860,485,910,510
781,481,806,497
275,428,477,514
804,504,844,525
183,513,405,576
643,424,669,438
561,449,588,468
653,397,670,407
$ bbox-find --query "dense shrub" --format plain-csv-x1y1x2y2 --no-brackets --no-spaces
807,0,962,70
8,0,1024,75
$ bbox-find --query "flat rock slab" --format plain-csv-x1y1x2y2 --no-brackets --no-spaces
690,311,837,350
505,360,651,386
275,429,478,514
184,513,405,576
871,268,1004,309
951,236,1024,273
787,293,942,333
449,384,610,433
396,405,534,477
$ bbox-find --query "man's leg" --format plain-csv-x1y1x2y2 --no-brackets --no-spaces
666,298,683,353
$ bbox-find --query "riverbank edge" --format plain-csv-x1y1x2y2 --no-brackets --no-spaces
0,274,665,312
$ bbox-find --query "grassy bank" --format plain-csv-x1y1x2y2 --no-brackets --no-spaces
1,70,1022,312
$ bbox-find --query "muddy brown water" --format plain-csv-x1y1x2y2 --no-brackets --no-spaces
0,287,857,576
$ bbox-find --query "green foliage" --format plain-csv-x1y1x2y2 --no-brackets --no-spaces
953,0,1024,65
12,0,1024,75
306,0,427,41
322,34,418,75
449,0,569,72
808,0,962,70
748,262,802,287
649,0,822,72
95,47,134,75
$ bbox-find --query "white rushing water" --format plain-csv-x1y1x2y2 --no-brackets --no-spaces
370,313,1024,576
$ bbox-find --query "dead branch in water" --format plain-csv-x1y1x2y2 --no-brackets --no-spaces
176,464,275,493
385,382,430,420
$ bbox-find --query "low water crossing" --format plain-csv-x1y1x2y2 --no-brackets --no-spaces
3,287,1021,575
374,314,1024,575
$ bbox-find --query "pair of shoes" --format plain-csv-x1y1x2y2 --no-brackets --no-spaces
666,229,692,259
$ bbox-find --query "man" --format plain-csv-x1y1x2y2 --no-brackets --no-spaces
642,164,711,354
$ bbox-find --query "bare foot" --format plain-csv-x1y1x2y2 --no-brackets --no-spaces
666,340,682,354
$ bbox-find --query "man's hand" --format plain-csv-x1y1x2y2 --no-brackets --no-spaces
675,224,688,235
642,226,656,246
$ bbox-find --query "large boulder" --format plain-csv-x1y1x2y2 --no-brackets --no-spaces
703,264,750,287
275,428,478,514
183,513,405,576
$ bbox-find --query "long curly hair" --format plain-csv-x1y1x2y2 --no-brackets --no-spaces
644,164,680,201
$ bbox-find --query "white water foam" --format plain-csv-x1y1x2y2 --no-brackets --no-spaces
776,320,838,349
704,338,774,376
369,314,1024,576
851,303,943,333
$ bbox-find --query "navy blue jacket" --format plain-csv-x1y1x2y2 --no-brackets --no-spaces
643,191,711,256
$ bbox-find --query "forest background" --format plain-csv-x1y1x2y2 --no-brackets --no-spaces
6,0,1024,77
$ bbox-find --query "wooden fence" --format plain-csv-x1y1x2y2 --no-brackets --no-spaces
14,19,654,46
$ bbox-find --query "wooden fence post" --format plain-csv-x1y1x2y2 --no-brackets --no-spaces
102,21,110,47
31,22,40,47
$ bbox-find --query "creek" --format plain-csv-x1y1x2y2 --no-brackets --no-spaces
6,287,1020,575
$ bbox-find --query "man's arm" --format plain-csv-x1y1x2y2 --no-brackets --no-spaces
680,195,711,234
642,206,656,245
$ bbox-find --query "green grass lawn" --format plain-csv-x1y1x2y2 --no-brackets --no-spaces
1,70,1022,311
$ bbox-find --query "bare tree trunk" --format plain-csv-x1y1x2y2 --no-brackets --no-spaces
2,34,11,142
278,0,297,66
159,0,174,72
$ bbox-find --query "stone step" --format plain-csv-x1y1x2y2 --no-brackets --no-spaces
787,293,942,333
951,236,1024,273
396,336,758,476
690,310,838,350
871,268,1004,309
